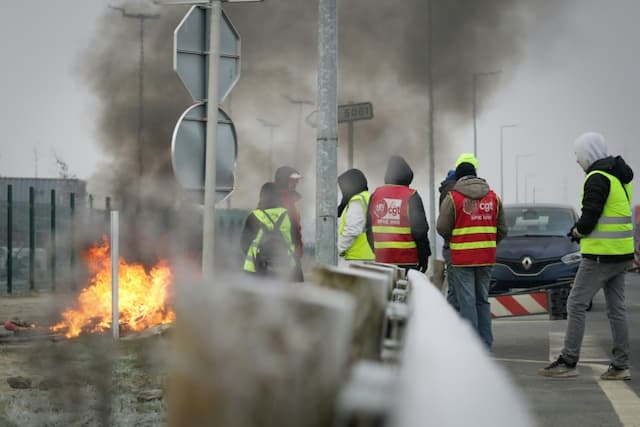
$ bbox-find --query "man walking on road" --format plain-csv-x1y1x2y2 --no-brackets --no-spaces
539,132,634,380
437,153,507,350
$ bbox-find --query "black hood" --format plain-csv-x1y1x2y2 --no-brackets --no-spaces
587,156,634,184
338,169,368,217
384,156,414,185
257,182,280,209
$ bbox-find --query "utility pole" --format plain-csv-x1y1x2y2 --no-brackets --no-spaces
316,0,338,265
472,70,501,157
108,5,160,211
426,0,436,262
257,118,279,178
283,94,314,167
500,124,518,201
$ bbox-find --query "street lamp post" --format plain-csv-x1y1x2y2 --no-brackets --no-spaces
524,174,535,203
282,94,314,167
108,5,160,210
257,118,279,178
472,70,501,157
500,124,518,201
515,153,534,203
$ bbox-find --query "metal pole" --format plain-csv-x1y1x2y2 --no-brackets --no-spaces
500,124,518,201
472,73,478,157
347,121,354,169
50,189,56,291
111,211,119,340
427,0,436,262
70,193,76,290
202,0,222,280
137,18,145,211
29,187,34,291
316,0,338,265
472,70,501,157
515,154,533,203
7,185,12,294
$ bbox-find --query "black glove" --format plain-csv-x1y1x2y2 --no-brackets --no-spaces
418,258,429,273
567,226,581,243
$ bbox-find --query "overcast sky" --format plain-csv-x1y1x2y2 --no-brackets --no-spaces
0,0,638,212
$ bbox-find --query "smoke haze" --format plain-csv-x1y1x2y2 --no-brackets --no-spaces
83,0,567,236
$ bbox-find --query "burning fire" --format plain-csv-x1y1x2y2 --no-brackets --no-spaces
52,237,175,338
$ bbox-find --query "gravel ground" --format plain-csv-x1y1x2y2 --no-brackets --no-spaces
0,293,168,426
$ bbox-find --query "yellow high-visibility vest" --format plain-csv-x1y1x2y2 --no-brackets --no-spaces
339,191,375,261
580,170,634,256
243,208,296,273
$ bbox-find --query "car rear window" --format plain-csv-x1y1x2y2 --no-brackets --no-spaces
505,207,576,237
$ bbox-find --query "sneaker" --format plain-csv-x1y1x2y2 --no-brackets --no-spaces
538,356,578,378
600,365,631,381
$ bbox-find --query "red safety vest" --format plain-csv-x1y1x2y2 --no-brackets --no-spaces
369,185,418,265
449,190,499,266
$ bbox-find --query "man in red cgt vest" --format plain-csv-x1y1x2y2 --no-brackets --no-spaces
437,153,508,350
369,156,431,273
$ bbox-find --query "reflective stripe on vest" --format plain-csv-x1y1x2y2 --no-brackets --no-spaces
449,190,499,266
369,185,418,264
339,191,375,261
580,170,634,256
243,208,296,273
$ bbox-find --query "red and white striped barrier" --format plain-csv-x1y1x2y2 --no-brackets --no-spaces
490,291,548,318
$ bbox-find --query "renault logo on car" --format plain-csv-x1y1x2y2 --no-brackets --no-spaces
522,256,533,270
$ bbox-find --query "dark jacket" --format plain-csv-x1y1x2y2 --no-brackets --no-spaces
438,172,457,252
374,156,431,269
575,155,634,262
241,182,303,281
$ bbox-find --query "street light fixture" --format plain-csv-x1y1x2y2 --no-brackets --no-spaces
257,118,279,178
500,124,518,201
515,153,534,203
282,94,314,166
472,70,501,157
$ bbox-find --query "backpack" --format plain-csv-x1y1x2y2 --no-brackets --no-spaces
254,210,292,276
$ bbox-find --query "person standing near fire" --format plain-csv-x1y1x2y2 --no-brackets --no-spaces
241,182,302,281
274,166,304,272
369,156,431,273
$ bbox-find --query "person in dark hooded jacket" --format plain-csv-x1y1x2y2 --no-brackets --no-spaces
274,166,304,260
368,156,431,272
337,169,375,261
241,182,303,281
539,132,634,380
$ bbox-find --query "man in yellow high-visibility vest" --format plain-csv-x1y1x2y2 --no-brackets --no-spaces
539,133,634,380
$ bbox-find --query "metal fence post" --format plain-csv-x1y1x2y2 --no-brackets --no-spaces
7,185,13,294
70,193,76,290
29,186,35,291
51,189,56,291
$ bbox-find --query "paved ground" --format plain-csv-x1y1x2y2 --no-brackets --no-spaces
493,272,640,427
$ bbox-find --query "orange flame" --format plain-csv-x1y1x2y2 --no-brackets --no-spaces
51,236,175,338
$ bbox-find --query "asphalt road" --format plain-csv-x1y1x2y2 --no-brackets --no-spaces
493,271,640,427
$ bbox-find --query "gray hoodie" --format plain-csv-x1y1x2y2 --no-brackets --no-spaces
436,176,508,243
574,132,608,171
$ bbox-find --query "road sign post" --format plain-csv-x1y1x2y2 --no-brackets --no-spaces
172,0,255,281
338,102,373,169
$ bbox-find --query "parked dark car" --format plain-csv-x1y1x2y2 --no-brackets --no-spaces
490,204,581,295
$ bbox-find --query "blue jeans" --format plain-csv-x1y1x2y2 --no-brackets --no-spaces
442,246,459,311
448,265,494,349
